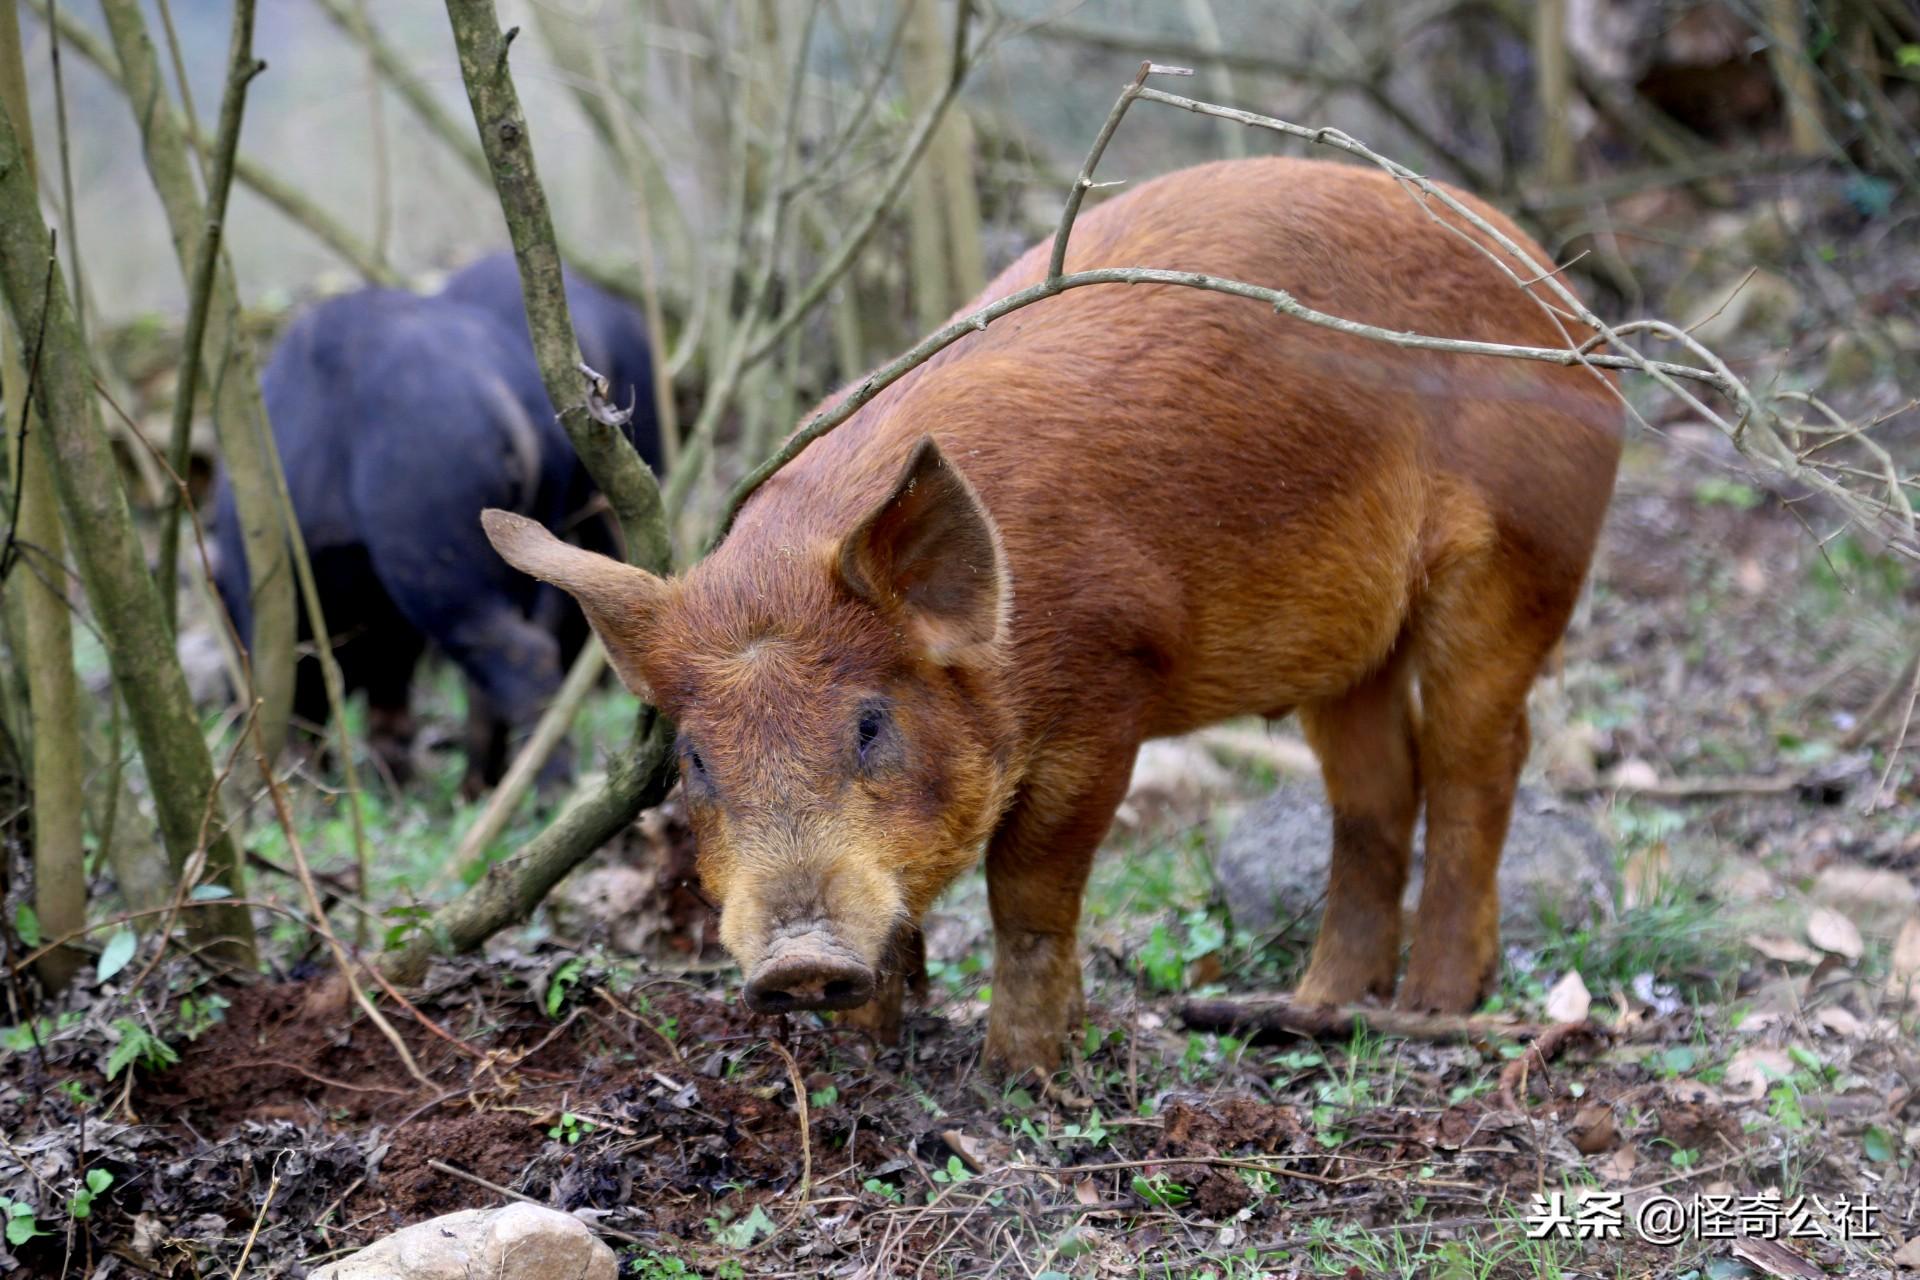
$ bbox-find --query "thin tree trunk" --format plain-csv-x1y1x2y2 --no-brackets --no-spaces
98,0,294,765
904,0,951,334
1766,0,1827,156
1535,0,1576,186
1182,0,1244,159
0,99,255,968
0,0,83,992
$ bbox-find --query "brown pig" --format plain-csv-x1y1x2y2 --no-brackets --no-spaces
481,156,1623,1075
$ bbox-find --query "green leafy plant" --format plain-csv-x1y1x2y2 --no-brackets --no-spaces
1690,477,1762,510
1131,1173,1191,1207
547,1112,597,1145
862,1176,904,1204
1060,1108,1110,1149
808,1084,838,1108
14,904,40,947
96,928,137,983
1,1198,45,1247
546,957,587,1017
176,992,230,1041
382,903,435,950
628,1252,692,1278
104,1019,178,1081
68,1169,113,1220
925,1154,971,1202
708,1204,775,1248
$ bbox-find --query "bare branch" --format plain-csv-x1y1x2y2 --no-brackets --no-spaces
156,12,265,628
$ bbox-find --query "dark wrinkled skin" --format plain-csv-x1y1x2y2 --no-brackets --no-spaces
208,263,660,792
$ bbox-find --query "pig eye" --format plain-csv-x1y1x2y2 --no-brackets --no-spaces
679,737,708,781
855,707,886,766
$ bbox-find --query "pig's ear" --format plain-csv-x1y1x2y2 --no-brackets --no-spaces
481,509,664,699
837,437,1008,663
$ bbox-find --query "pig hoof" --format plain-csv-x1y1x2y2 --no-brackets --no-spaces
983,1026,1064,1080
1394,969,1490,1015
1295,962,1393,1008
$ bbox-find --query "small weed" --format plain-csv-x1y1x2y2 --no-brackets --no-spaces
927,1154,970,1201
547,957,587,1017
1,1197,45,1247
68,1169,113,1220
104,1019,178,1081
547,1112,598,1145
175,992,230,1041
1691,477,1762,510
1131,1173,1190,1207
707,1204,775,1248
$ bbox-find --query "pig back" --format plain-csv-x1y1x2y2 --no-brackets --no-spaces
728,156,1623,733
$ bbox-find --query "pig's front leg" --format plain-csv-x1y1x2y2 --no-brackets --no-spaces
983,749,1136,1076
837,925,926,1046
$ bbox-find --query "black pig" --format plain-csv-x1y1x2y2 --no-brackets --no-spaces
209,270,658,795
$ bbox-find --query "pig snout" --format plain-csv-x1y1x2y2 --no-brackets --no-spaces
742,929,876,1014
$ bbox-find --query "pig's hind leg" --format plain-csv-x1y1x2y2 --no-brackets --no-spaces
1293,645,1420,1006
1397,552,1574,1013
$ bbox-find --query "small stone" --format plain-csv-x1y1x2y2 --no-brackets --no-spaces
310,1204,615,1280
1608,758,1660,791
1567,1102,1616,1155
1115,737,1237,832
1213,780,1616,942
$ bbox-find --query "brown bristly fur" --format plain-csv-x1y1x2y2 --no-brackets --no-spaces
484,156,1623,1076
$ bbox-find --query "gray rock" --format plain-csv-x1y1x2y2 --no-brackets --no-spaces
1214,779,1617,942
309,1203,616,1280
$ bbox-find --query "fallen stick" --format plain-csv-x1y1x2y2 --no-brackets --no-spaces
1497,1019,1604,1112
1177,995,1555,1043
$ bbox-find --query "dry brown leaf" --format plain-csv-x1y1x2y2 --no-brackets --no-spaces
1892,914,1920,984
1748,934,1820,966
1806,907,1864,962
1566,1103,1615,1155
1813,1005,1864,1037
1892,1235,1920,1269
1074,1178,1101,1206
1545,970,1591,1024
1724,1047,1795,1101
1596,1144,1637,1183
940,1130,990,1173
1730,1238,1824,1279
1813,864,1919,932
